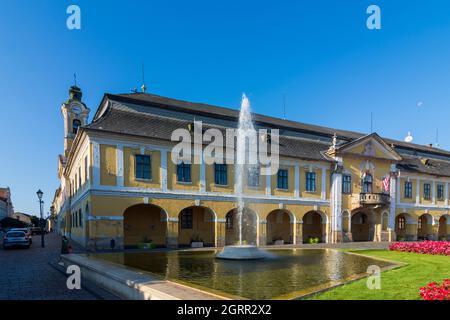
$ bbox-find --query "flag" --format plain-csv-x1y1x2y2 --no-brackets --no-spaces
382,176,390,192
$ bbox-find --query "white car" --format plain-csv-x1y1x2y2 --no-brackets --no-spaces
3,231,30,249
10,228,32,245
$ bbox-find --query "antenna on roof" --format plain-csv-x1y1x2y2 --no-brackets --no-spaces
404,131,413,143
141,62,147,93
73,73,77,87
282,93,286,120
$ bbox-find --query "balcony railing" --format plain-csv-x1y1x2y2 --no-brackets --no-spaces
359,193,390,206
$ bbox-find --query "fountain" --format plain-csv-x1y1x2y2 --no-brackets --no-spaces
216,94,269,260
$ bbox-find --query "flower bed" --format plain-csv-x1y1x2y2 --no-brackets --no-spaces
389,241,450,256
420,279,450,300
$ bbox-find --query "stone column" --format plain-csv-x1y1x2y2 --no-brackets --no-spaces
330,163,343,243
116,144,124,187
405,222,418,241
166,217,179,248
295,221,303,244
415,178,421,205
160,150,168,191
216,218,226,247
430,216,439,240
258,220,267,246
294,164,300,197
388,166,398,242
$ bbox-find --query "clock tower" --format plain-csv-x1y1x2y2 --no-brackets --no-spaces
61,85,90,158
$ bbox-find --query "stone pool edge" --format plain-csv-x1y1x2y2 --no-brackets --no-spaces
61,254,230,300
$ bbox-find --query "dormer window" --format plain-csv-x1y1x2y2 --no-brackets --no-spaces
72,119,81,134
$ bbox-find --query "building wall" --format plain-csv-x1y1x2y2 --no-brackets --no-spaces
54,131,450,248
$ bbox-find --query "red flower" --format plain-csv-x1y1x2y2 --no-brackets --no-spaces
419,279,450,300
389,241,450,256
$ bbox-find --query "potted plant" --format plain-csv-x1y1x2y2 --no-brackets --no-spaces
190,233,204,248
273,236,284,245
307,237,319,244
137,236,155,249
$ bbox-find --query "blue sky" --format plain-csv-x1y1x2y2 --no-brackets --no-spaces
1,0,450,215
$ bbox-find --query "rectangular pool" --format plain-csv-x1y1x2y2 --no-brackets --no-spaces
91,249,393,299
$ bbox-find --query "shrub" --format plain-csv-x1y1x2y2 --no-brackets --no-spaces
0,217,30,229
307,237,320,244
420,279,450,300
389,241,450,256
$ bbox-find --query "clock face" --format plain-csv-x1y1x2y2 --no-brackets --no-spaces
72,105,81,114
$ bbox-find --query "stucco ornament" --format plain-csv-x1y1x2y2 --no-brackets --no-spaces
359,160,375,177
363,141,376,157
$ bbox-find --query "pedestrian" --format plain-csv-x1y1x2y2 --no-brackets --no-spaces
110,238,116,250
61,236,69,254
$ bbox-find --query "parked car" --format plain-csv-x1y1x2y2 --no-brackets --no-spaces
10,228,32,244
3,231,30,249
31,227,45,235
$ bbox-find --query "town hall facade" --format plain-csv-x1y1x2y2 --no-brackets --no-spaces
52,86,450,250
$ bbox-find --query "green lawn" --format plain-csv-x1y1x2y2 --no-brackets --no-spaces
308,250,450,300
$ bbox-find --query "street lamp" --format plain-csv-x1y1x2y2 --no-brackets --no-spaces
36,189,45,248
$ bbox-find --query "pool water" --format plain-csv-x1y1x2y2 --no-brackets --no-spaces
92,249,392,299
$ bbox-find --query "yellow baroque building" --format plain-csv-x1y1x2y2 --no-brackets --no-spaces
52,86,450,250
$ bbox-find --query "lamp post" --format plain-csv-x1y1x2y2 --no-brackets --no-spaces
36,189,45,248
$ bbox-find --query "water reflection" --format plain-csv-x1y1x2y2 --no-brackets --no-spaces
93,249,391,299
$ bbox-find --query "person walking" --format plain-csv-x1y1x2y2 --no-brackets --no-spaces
61,236,69,254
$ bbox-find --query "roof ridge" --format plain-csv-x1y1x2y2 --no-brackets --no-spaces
102,92,450,158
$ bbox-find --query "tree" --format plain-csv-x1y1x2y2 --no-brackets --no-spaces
0,217,30,229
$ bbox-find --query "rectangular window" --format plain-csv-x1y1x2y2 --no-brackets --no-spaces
306,172,316,192
247,167,260,187
75,174,78,192
424,183,431,200
437,184,444,201
181,208,193,229
177,162,191,183
342,174,352,194
78,167,82,187
135,155,151,180
214,163,228,185
404,181,413,199
277,169,288,190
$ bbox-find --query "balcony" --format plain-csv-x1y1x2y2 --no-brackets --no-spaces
359,193,390,206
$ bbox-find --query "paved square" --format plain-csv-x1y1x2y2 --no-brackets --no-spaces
0,233,98,300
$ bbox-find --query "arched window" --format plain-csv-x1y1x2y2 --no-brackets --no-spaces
180,208,193,229
418,217,423,229
362,173,373,193
72,119,81,134
398,217,406,230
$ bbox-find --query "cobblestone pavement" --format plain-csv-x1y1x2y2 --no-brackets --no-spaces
0,233,99,300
